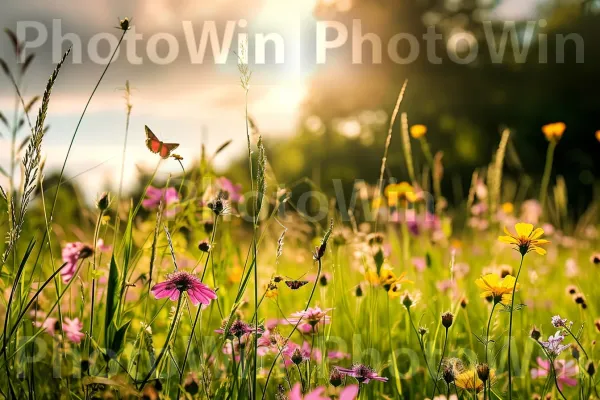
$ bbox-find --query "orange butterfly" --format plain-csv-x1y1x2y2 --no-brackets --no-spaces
145,125,179,159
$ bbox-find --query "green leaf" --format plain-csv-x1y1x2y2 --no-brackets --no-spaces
104,254,120,349
108,320,131,359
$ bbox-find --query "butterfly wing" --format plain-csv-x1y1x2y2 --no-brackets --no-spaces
285,280,309,290
159,143,180,159
145,126,162,154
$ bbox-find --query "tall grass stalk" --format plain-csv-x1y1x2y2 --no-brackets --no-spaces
400,112,416,184
114,80,133,243
490,129,510,217
539,140,557,214
374,81,407,232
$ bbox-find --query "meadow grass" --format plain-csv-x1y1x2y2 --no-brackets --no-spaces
0,21,599,400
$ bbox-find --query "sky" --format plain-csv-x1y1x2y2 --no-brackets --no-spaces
0,0,543,200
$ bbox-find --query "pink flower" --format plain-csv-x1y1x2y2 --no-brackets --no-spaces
336,364,388,385
289,307,333,326
327,350,351,361
142,186,180,217
412,257,426,272
96,238,112,253
216,177,244,203
63,318,85,344
287,383,359,400
531,357,578,390
215,319,263,338
36,317,59,336
151,271,216,307
288,383,328,400
61,242,93,283
336,364,388,384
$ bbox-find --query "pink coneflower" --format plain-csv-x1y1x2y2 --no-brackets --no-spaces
63,318,85,344
142,186,180,217
215,319,263,338
287,383,359,400
336,364,388,384
282,341,309,367
151,271,216,307
289,307,333,327
531,357,578,390
61,242,93,283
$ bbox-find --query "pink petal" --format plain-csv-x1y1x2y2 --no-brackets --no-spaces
289,383,303,400
339,385,359,400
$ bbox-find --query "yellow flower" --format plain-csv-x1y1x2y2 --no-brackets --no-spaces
410,124,427,139
365,267,413,297
384,182,418,207
596,130,600,142
475,274,519,304
454,369,495,392
498,222,549,256
371,196,384,209
265,282,278,299
542,122,566,142
501,202,514,214
228,265,243,283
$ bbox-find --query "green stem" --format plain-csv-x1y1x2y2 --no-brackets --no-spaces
262,259,322,399
431,328,449,398
539,140,556,214
507,255,525,399
484,302,497,400
407,308,438,393
564,325,590,360
88,210,104,359
138,296,182,390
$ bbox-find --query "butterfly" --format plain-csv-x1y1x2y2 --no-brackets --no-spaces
145,125,179,159
284,280,309,290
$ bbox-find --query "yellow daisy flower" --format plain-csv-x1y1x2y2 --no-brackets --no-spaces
542,122,566,142
475,273,519,304
410,124,427,139
454,369,495,392
365,267,413,297
384,182,418,207
498,222,549,256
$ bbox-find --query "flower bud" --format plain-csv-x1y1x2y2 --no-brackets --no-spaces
571,345,580,361
198,239,211,253
96,192,111,211
291,348,304,365
441,311,454,329
442,366,455,384
354,284,363,297
530,326,542,341
329,368,343,387
476,363,490,383
402,293,413,309
587,361,595,377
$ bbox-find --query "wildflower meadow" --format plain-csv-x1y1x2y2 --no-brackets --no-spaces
1,8,600,400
